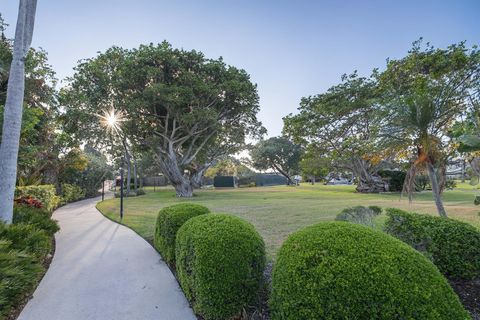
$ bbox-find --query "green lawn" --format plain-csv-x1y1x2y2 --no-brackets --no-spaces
96,183,480,258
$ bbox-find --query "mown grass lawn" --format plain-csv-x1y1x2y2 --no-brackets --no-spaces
96,183,480,258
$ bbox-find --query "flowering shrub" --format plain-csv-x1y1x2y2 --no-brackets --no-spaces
14,196,43,209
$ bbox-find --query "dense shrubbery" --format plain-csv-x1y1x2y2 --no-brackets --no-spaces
15,185,60,212
176,214,265,320
0,240,43,319
0,223,51,260
270,222,469,319
384,208,480,279
154,203,210,265
60,183,86,204
335,205,381,227
0,205,58,319
13,206,59,236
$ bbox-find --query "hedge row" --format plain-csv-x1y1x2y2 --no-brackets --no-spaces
0,205,59,319
384,208,480,279
153,203,472,319
270,222,469,319
154,203,210,265
154,204,265,319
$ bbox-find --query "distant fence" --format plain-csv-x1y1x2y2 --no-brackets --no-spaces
214,176,238,188
142,176,169,187
255,174,287,186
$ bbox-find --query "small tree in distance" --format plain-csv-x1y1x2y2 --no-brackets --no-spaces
250,136,303,185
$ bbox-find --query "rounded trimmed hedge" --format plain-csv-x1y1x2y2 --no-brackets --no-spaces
154,203,210,265
385,208,480,280
270,222,469,320
176,214,265,320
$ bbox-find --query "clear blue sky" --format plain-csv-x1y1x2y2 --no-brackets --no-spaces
2,0,479,136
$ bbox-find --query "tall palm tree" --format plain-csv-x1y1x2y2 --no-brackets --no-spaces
379,40,480,217
0,0,37,223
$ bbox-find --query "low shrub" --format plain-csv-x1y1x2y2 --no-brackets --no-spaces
60,183,86,204
270,222,469,320
15,185,60,212
384,208,480,279
176,214,265,320
13,206,59,236
335,206,380,227
0,240,43,319
445,179,457,190
0,223,51,260
135,188,146,196
154,203,210,265
14,196,43,209
368,205,383,215
114,191,138,198
475,195,480,206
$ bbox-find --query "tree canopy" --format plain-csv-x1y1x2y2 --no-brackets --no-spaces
250,136,302,184
62,42,263,196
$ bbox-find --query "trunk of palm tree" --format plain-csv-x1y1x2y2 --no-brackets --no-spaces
427,162,448,218
125,152,131,195
0,0,37,224
133,158,138,193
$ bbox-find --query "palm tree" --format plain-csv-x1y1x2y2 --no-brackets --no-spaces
379,40,480,217
0,0,37,223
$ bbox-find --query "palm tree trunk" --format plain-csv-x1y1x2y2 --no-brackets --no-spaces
126,152,131,194
0,0,37,224
427,162,448,218
133,159,138,193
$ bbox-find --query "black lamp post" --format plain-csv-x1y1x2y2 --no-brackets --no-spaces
101,180,105,201
120,156,124,220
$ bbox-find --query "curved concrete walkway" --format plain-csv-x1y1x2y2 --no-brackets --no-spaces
18,195,196,320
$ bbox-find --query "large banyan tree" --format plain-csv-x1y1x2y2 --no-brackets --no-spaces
283,72,392,193
62,42,263,197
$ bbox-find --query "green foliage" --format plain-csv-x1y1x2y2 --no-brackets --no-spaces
0,240,43,319
283,72,386,191
384,208,480,279
176,214,265,320
378,170,406,192
154,203,210,265
474,195,480,206
368,205,383,215
335,206,379,227
60,183,86,204
62,42,263,197
13,206,59,236
270,222,469,320
59,147,113,197
250,136,303,184
0,223,51,260
445,179,457,189
15,185,60,212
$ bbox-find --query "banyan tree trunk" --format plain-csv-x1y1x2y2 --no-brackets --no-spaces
352,158,386,193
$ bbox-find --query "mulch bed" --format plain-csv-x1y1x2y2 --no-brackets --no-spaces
450,278,480,320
